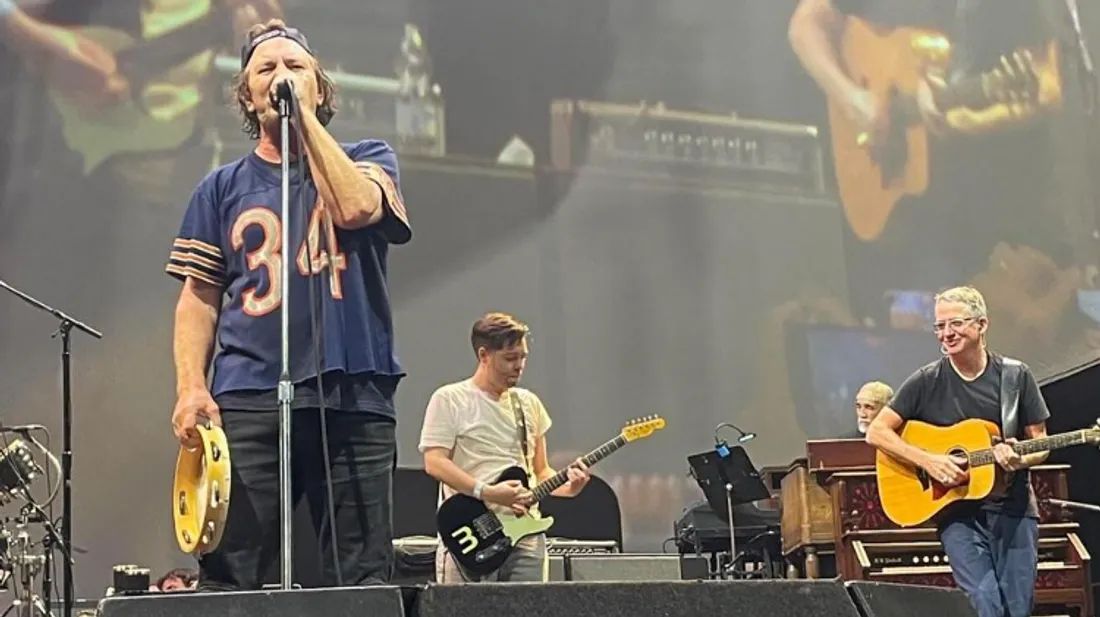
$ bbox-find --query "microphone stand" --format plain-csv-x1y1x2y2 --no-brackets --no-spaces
724,482,737,578
1065,0,1097,116
0,279,101,617
1047,498,1100,514
277,92,295,591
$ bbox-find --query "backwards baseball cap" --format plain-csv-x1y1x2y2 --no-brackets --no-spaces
239,25,315,70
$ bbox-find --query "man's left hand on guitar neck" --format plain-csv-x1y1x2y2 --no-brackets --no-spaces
992,438,1027,471
541,459,591,498
993,437,1048,471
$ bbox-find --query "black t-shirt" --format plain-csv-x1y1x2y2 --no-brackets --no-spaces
889,353,1051,520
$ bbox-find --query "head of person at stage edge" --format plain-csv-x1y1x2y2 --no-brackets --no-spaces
471,312,531,396
933,286,989,360
152,568,197,592
854,381,893,434
233,19,337,142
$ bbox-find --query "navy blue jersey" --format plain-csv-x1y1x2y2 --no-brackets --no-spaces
166,139,411,409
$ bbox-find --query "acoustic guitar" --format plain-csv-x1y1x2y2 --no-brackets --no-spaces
436,416,665,577
827,16,1063,242
35,5,228,175
876,418,1100,527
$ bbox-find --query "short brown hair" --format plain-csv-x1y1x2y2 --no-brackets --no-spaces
155,568,197,590
471,312,530,356
232,19,337,139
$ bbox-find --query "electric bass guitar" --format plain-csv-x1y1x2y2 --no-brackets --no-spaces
827,15,1063,242
876,418,1100,527
436,415,665,576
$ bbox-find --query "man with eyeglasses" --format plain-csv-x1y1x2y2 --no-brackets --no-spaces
865,286,1051,617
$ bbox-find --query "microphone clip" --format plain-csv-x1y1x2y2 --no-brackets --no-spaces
715,437,731,459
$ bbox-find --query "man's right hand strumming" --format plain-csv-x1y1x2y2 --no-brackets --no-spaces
43,30,129,106
842,87,884,147
172,389,222,448
921,452,968,486
1,11,129,106
483,480,533,516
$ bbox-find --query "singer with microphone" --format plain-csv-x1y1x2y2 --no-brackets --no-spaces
166,19,411,591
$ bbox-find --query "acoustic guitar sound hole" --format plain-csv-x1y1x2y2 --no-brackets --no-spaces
947,447,971,470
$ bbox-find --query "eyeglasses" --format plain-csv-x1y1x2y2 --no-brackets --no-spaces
931,317,976,333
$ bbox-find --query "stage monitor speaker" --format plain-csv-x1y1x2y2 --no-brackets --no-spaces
846,581,977,617
416,579,862,617
549,555,566,581
564,553,707,581
98,585,406,617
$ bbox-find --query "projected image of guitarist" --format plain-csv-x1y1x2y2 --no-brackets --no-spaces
788,0,1091,327
0,0,282,201
865,286,1051,617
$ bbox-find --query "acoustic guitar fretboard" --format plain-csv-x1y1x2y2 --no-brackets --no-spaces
969,430,1092,466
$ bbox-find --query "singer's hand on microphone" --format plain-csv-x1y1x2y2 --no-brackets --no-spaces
269,78,300,107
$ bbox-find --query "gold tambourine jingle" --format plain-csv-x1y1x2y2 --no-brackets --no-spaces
173,424,231,556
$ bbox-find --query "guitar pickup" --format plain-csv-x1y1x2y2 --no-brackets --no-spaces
474,539,511,563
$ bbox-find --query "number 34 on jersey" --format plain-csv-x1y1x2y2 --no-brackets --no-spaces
230,202,347,317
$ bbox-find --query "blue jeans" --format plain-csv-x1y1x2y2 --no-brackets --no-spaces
197,409,396,590
939,510,1039,617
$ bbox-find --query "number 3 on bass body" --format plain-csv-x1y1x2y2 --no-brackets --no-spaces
451,526,479,554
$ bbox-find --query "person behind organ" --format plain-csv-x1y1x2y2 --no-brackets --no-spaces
842,381,894,439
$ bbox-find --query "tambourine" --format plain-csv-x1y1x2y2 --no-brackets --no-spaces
173,422,231,555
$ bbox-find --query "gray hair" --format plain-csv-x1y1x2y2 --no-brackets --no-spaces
934,286,987,319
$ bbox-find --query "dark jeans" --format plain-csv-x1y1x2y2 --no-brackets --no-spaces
198,409,396,590
939,511,1039,617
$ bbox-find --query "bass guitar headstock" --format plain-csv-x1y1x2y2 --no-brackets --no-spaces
621,415,666,442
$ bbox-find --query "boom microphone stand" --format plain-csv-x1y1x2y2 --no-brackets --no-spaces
275,81,296,591
1047,498,1100,515
0,278,102,617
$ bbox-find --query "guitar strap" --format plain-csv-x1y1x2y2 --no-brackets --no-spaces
1000,357,1023,440
508,390,531,475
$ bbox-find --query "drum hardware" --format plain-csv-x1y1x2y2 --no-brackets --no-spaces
0,427,70,617
0,504,67,617
0,279,104,617
173,422,232,556
0,439,47,507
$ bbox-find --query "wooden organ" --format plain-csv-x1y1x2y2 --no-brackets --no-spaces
779,439,1092,617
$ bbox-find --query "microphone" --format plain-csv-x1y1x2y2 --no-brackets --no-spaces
273,78,296,105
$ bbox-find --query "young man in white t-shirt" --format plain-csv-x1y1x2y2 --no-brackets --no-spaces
418,312,591,583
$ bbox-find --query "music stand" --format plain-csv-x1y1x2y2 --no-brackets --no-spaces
688,445,770,577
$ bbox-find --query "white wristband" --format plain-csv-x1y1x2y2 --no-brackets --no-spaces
472,480,486,500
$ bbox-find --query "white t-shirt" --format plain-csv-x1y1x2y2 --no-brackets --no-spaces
418,378,553,508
